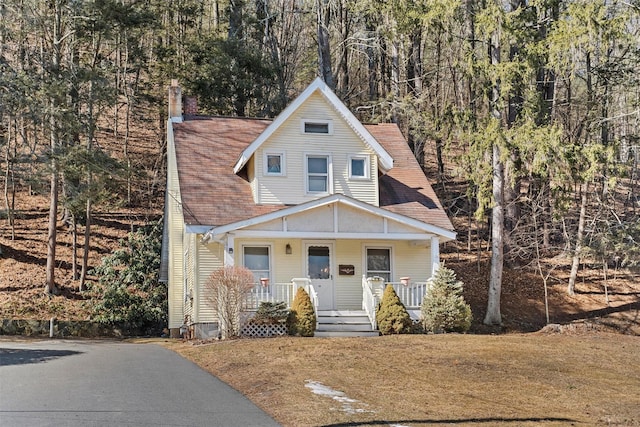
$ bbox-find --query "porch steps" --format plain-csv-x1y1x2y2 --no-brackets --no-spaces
314,310,380,338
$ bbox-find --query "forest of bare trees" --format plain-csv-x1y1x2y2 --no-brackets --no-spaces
1,0,639,326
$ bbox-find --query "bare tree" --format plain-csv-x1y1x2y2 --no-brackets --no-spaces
205,266,256,339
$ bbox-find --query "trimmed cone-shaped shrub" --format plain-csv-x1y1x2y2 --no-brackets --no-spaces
421,267,472,333
287,287,316,337
376,284,412,334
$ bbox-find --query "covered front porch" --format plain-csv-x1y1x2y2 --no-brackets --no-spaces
201,194,455,336
243,276,430,333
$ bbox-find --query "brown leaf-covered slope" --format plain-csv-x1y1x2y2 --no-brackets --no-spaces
1,110,639,334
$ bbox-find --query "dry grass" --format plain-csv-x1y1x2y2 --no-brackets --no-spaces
159,333,640,427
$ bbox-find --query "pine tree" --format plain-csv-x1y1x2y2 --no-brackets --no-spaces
421,267,472,334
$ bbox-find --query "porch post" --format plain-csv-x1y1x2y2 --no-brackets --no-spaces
224,234,235,266
430,236,440,277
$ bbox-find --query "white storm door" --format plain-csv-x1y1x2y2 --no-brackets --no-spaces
306,242,334,310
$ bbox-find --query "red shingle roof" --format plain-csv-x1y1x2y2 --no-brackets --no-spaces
171,117,453,233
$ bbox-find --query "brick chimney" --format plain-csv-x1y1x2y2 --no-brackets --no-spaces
168,79,182,123
184,96,198,116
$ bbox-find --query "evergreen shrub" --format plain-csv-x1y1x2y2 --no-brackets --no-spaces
421,267,472,333
287,287,316,337
376,284,412,334
252,301,289,325
91,220,166,332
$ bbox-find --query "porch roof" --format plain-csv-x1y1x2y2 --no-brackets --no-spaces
202,193,455,243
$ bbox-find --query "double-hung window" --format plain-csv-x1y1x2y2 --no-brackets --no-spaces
366,248,391,282
306,155,330,194
243,246,271,283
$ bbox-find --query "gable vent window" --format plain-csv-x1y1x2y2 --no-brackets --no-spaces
302,120,333,135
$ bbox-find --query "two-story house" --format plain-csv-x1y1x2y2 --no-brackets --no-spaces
160,78,455,338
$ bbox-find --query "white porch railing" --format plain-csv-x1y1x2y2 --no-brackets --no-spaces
244,282,295,310
362,276,379,330
388,282,431,309
243,280,319,314
307,284,319,315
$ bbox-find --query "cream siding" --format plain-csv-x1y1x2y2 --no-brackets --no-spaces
166,122,185,329
183,234,195,322
254,93,379,206
334,240,366,310
247,156,257,203
389,241,432,282
195,240,224,323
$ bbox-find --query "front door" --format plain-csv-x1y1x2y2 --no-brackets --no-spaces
306,242,334,310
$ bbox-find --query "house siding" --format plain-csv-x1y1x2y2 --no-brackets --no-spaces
255,93,379,206
166,122,185,329
391,241,432,282
183,234,195,322
195,240,224,323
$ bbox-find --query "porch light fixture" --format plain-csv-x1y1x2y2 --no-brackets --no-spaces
285,243,292,254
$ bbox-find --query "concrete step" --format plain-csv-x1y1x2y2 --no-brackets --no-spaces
314,330,380,338
316,323,374,332
315,310,378,337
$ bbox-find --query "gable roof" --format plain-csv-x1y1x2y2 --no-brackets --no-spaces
233,77,394,174
170,117,454,234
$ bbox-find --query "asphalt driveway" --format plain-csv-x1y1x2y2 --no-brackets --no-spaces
0,339,280,426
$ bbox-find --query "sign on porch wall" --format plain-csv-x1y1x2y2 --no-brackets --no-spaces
339,265,355,275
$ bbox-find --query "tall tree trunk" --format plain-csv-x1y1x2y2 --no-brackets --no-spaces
484,25,504,326
316,0,334,89
568,182,588,295
229,0,244,40
45,0,63,296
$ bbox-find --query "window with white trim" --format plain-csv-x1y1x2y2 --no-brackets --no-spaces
349,155,369,180
306,155,330,193
264,152,285,176
366,248,391,282
301,119,333,135
243,246,271,283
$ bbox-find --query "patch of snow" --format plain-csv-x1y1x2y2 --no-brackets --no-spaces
305,380,375,415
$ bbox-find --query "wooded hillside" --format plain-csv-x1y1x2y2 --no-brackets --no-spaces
1,0,639,331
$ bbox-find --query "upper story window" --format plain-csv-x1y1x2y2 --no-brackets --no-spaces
306,155,331,194
264,152,285,176
349,155,370,180
301,119,333,135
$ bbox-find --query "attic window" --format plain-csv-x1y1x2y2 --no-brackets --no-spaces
349,155,370,180
264,152,285,176
302,120,332,135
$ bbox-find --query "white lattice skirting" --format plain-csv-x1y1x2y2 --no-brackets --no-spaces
241,322,288,338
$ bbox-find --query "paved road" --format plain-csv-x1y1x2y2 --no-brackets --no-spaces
0,339,280,427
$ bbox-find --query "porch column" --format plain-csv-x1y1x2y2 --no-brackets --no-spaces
430,236,440,277
224,234,235,266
